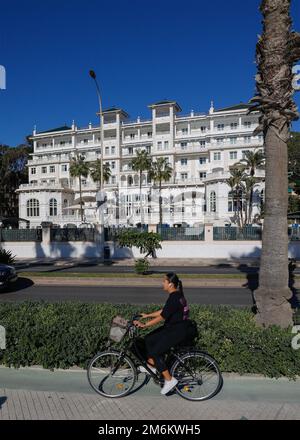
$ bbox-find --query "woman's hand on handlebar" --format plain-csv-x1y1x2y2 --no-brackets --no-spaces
133,320,146,329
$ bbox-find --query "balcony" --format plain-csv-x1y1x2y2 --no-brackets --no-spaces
175,145,208,154
17,181,73,192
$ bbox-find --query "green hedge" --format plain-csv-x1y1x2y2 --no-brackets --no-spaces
0,302,299,378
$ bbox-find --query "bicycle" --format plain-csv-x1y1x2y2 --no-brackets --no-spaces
87,314,223,401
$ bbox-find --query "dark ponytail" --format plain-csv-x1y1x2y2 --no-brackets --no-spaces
166,272,184,295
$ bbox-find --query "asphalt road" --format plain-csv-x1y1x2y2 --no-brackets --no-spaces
0,284,254,306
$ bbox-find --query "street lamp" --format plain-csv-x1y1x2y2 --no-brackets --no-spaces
89,70,106,220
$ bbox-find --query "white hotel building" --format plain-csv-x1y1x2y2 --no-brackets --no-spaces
17,100,265,228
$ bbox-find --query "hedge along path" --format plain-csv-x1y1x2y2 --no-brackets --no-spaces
0,302,299,378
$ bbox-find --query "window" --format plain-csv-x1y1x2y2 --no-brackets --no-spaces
217,138,224,145
50,166,55,173
157,141,162,150
61,164,68,172
201,126,207,132
230,137,237,145
242,150,250,159
230,151,237,160
210,191,216,212
111,161,115,169
31,168,36,175
42,166,47,174
130,133,135,139
82,179,87,185
230,123,238,130
244,121,252,128
105,147,109,154
258,135,263,142
180,142,187,150
200,140,206,146
181,158,188,166
111,176,116,184
181,173,188,180
49,198,57,216
214,152,221,161
164,141,169,149
147,132,152,137
84,139,88,144
217,124,224,131
199,157,206,164
27,199,39,217
244,136,251,144
182,127,188,134
111,146,116,155
60,141,65,146
199,172,207,179
128,147,133,155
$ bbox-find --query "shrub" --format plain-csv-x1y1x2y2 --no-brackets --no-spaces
134,258,150,274
0,302,299,378
0,248,16,265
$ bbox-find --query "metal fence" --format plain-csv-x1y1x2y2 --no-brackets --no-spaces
50,228,96,242
104,226,148,241
0,228,42,242
157,226,205,241
213,226,262,241
289,226,300,241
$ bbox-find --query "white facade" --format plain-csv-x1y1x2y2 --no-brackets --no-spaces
17,101,265,227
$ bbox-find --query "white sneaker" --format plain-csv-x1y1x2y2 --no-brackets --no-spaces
138,364,157,375
160,377,178,395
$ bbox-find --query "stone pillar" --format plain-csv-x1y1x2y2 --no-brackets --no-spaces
204,223,214,243
42,226,51,245
95,224,105,260
148,224,157,233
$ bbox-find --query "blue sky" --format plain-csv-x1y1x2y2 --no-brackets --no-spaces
0,0,300,146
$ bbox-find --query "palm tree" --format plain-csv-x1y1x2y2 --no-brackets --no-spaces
89,159,111,189
248,0,300,328
149,157,173,225
131,149,152,225
242,176,259,225
69,154,89,222
237,150,265,223
226,166,247,227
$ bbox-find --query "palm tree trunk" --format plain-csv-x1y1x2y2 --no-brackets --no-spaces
140,171,144,225
79,176,83,222
249,188,253,224
251,0,297,328
254,125,293,327
159,181,162,226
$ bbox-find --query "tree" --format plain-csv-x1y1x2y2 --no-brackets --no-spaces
288,131,300,193
0,143,31,219
117,229,162,259
149,157,173,225
238,149,265,223
69,154,89,222
89,159,111,189
248,0,300,328
131,149,152,225
226,166,248,227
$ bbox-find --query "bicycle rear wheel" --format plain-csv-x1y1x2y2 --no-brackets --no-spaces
87,350,137,398
170,351,222,401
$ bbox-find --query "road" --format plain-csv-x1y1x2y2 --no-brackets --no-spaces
0,284,254,306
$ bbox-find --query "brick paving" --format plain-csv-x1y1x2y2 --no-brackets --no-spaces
1,388,300,420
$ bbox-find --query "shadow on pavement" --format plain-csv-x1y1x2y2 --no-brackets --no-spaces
0,277,34,294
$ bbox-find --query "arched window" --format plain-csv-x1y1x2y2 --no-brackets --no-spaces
49,198,57,216
27,199,40,217
210,191,216,212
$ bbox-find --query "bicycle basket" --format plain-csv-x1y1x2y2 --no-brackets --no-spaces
109,315,129,343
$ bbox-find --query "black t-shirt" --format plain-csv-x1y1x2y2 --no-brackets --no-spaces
160,291,190,326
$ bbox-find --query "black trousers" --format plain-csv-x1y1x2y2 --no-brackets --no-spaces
144,320,192,373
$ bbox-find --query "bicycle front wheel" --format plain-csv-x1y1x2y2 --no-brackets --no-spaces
170,351,222,401
87,350,137,398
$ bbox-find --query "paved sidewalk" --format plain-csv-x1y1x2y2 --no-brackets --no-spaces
0,367,299,420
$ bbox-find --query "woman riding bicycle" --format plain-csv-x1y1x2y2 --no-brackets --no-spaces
133,272,196,395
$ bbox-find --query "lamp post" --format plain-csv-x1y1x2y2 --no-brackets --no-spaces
89,70,105,222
